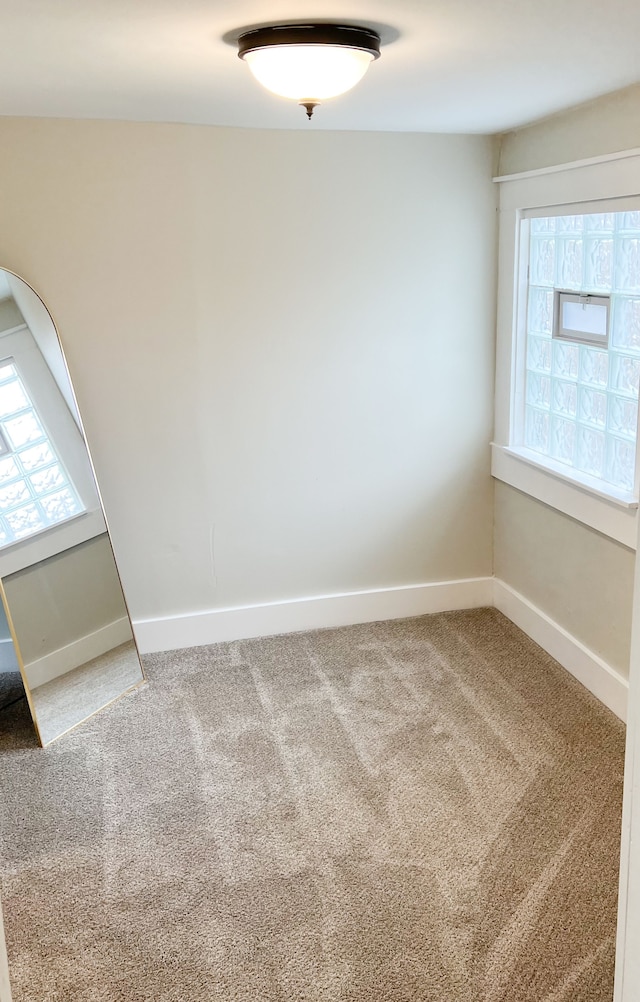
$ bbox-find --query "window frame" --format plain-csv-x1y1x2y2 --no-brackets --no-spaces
492,155,640,550
0,322,105,576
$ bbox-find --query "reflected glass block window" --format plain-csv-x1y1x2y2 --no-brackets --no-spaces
0,360,84,545
525,210,640,492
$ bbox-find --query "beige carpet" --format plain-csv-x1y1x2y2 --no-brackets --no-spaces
0,609,625,1001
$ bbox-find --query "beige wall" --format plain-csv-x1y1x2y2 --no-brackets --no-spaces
0,118,497,624
495,88,640,676
494,483,634,677
498,82,640,175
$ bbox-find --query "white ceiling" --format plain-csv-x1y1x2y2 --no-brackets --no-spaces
1,0,639,134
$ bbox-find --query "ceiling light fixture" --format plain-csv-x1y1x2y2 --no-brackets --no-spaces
237,24,381,120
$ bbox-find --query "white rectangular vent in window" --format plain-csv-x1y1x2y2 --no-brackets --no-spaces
553,291,610,346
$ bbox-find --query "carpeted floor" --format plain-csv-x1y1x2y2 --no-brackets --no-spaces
0,608,626,1001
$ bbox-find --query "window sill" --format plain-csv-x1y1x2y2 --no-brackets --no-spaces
0,507,107,578
491,442,638,549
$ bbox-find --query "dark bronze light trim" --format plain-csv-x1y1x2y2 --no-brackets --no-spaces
237,24,381,62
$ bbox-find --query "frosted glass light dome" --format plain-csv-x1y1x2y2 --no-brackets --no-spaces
243,45,375,101
237,24,381,117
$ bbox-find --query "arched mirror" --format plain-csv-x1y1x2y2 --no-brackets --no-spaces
0,269,144,746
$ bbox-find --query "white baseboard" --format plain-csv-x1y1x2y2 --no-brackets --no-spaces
27,617,132,690
132,575,627,722
133,577,494,655
493,578,628,722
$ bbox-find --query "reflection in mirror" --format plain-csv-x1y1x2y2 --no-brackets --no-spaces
0,269,144,746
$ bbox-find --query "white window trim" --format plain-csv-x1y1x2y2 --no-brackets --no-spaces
0,324,105,576
493,151,640,550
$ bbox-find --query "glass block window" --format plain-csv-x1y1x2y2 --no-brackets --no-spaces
524,210,640,493
0,359,85,546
